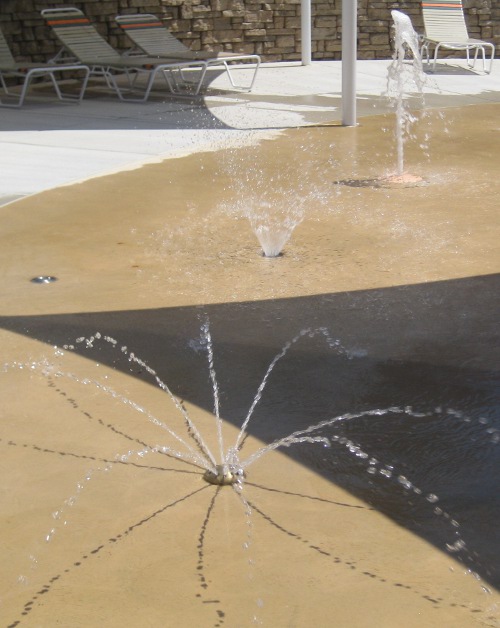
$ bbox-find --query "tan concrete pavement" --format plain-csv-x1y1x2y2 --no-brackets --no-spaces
1,59,500,205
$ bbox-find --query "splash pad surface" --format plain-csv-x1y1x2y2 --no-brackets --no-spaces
0,104,499,627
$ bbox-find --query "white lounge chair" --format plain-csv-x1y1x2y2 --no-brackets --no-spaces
420,0,495,73
115,13,260,92
0,25,89,107
41,8,209,101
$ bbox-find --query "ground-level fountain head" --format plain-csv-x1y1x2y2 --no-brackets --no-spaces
203,464,242,486
254,224,289,258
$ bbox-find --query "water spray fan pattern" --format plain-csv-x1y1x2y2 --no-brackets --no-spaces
2,320,498,626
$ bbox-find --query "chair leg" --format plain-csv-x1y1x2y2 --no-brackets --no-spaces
467,43,494,74
0,67,90,107
0,72,10,96
47,67,90,103
105,66,168,103
170,65,208,95
432,43,441,73
480,46,486,73
467,45,482,70
485,43,495,74
0,71,34,107
221,58,260,92
100,68,136,101
420,42,430,68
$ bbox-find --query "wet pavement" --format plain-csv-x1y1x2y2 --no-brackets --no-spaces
1,59,500,204
0,60,499,627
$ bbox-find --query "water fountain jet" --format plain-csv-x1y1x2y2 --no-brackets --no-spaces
246,199,304,258
255,225,287,258
219,139,333,257
1,100,499,621
380,10,427,188
2,315,498,626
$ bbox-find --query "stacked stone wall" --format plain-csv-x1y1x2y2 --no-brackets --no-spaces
0,0,498,63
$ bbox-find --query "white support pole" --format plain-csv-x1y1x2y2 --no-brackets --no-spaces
341,0,357,126
301,0,312,65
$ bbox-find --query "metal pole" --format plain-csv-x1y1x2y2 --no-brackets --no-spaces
341,0,357,126
301,0,312,65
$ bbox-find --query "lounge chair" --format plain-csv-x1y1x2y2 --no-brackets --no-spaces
41,8,209,101
0,25,89,107
115,14,260,92
420,0,495,73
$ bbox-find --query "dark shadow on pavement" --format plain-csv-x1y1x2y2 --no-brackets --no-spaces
1,273,499,588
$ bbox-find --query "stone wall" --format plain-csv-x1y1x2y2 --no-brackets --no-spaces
0,0,498,63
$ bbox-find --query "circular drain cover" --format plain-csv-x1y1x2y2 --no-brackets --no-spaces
30,276,58,284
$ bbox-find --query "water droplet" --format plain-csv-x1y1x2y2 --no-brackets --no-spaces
45,529,56,542
446,539,466,552
397,475,412,490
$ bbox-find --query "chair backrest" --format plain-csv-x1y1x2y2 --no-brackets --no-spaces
421,1,469,42
0,26,16,69
115,14,190,57
42,7,121,63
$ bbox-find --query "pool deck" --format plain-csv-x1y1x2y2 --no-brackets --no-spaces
1,58,500,206
1,57,500,627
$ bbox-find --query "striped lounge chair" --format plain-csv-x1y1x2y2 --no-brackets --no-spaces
115,14,260,92
0,25,89,107
420,0,495,73
41,8,210,101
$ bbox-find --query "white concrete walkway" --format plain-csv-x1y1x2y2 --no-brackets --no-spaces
1,59,499,205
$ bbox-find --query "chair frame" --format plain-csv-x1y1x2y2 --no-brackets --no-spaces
115,14,261,92
41,8,209,102
0,27,89,108
420,0,495,74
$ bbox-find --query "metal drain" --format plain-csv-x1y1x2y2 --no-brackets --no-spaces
30,276,58,284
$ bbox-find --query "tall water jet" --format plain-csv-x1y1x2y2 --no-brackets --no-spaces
386,10,426,185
